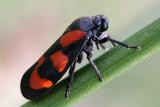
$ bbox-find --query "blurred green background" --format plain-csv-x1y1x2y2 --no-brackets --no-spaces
0,0,160,107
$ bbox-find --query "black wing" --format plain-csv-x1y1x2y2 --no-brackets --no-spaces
20,29,86,100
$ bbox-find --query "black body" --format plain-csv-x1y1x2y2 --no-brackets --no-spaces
21,15,139,100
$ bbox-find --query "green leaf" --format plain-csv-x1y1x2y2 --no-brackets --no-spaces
22,17,160,107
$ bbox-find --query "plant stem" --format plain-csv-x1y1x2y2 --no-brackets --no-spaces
22,17,160,107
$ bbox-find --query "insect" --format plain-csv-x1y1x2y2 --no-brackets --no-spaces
21,15,139,100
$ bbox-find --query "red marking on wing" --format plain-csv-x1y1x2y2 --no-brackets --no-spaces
50,50,68,73
60,30,86,47
29,56,53,90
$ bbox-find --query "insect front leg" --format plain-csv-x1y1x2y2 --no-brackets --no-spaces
98,34,116,47
107,36,140,50
65,60,76,99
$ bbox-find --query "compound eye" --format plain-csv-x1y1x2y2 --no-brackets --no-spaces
94,16,101,26
100,17,109,32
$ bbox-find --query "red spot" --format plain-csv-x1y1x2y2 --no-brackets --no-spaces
29,56,53,90
50,51,68,73
60,30,86,47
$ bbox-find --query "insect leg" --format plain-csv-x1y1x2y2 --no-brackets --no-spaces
95,41,100,50
65,60,76,99
98,36,116,47
107,36,140,50
87,53,103,81
99,44,105,50
77,52,83,63
110,40,116,46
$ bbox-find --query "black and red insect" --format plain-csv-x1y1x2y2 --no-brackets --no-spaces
21,15,139,100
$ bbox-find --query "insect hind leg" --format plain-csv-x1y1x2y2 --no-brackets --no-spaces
77,52,83,63
65,60,76,99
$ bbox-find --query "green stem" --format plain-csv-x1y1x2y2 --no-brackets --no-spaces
22,18,160,107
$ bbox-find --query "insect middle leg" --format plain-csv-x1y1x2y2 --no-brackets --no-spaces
65,60,77,99
86,52,103,81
